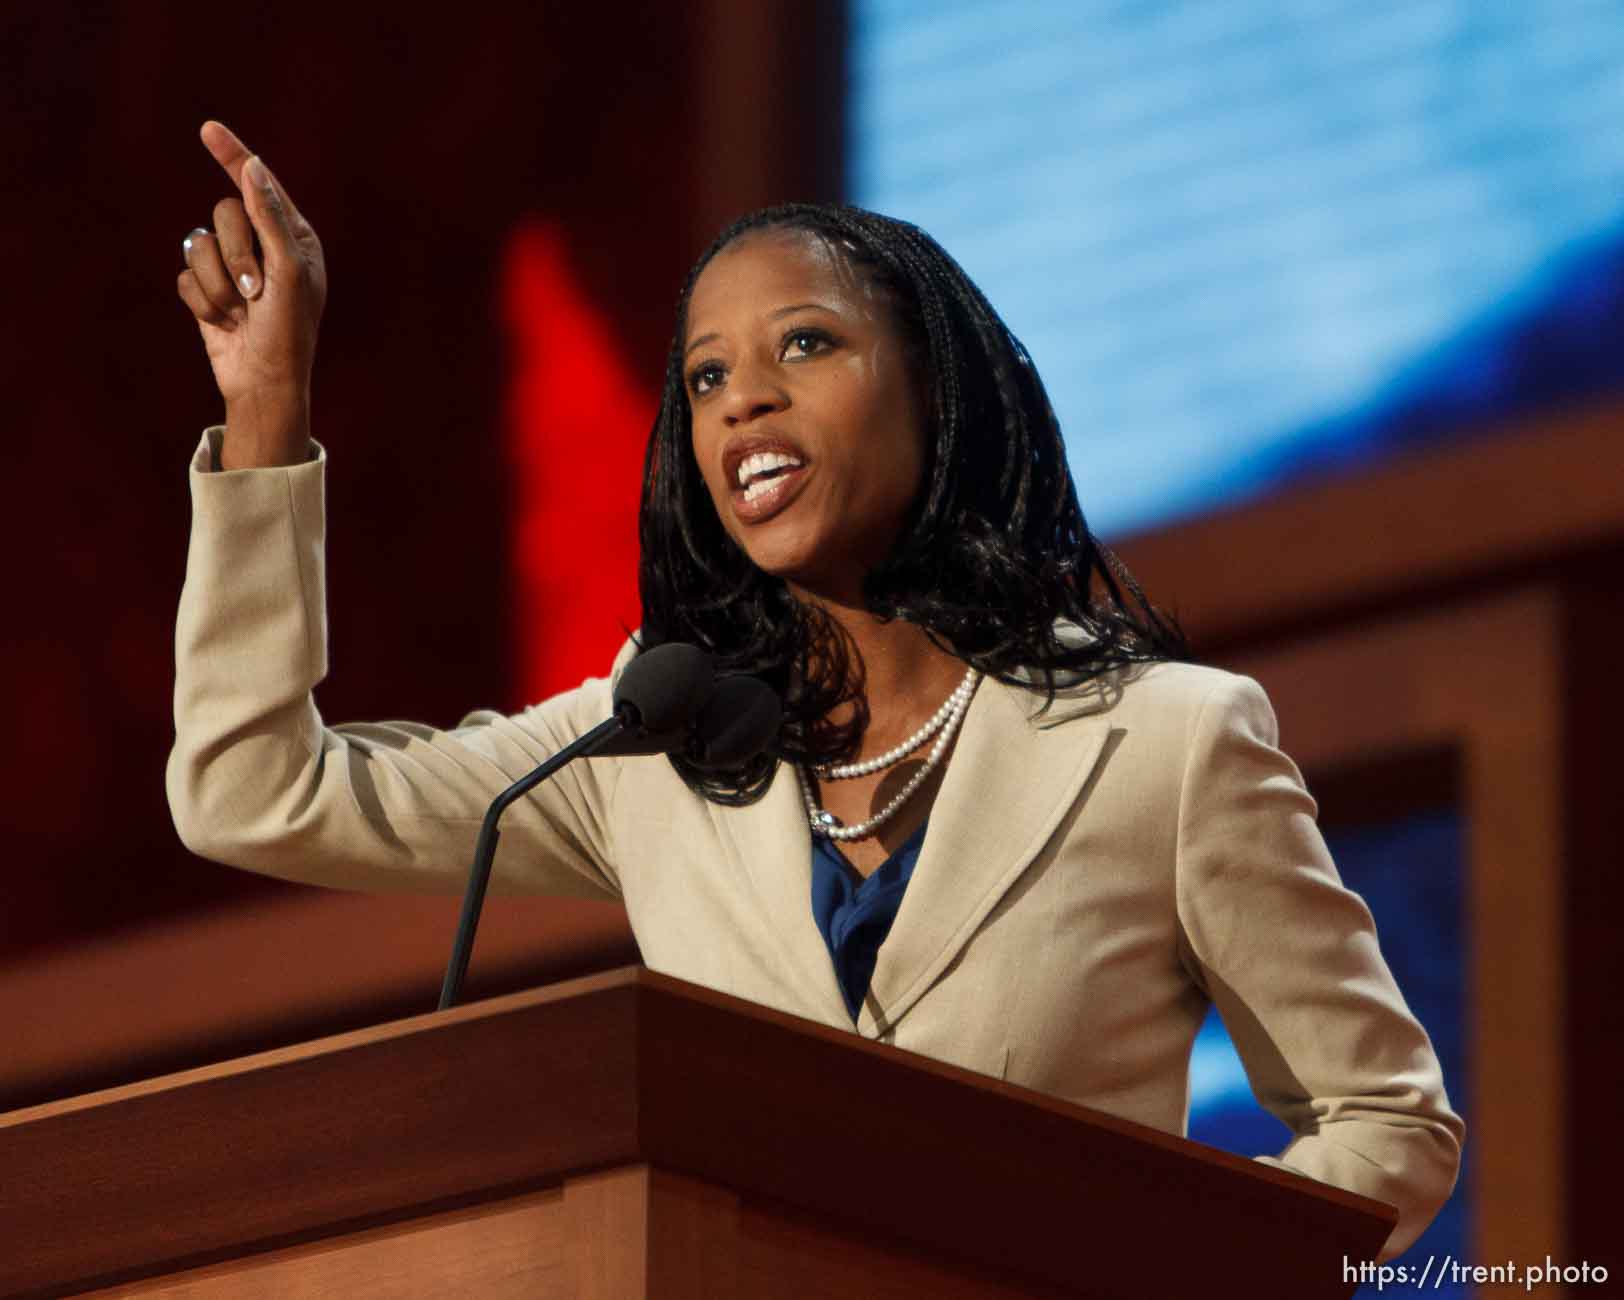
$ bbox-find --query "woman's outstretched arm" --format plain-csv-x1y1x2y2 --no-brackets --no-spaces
169,124,625,901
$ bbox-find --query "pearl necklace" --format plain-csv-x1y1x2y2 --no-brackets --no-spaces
797,668,980,842
818,665,980,779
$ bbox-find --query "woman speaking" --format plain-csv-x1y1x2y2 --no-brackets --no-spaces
169,121,1461,1261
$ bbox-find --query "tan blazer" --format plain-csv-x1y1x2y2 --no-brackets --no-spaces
168,431,1462,1260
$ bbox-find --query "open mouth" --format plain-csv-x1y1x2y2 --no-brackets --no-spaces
730,452,810,523
737,451,804,501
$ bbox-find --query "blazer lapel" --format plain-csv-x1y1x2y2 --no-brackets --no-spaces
858,674,1117,1037
713,764,854,1028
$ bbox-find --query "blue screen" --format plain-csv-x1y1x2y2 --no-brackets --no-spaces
851,0,1624,537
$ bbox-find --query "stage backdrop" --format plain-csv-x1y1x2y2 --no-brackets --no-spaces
0,1,843,966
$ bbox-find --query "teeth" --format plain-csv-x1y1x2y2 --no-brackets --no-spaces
736,450,804,489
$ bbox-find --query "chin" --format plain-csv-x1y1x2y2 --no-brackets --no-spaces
742,540,824,585
719,500,884,599
751,548,871,607
729,526,817,581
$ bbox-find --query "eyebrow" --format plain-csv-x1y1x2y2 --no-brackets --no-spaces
684,302,840,358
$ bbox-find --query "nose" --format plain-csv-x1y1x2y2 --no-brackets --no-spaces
720,357,789,426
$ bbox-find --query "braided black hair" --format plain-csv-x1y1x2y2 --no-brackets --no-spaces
638,203,1187,804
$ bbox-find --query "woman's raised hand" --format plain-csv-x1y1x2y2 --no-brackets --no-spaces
178,121,327,468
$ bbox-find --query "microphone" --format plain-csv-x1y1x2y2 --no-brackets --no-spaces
687,674,783,769
592,643,717,755
437,643,714,1009
595,672,784,765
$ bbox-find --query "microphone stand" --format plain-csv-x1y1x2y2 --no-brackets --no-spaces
437,708,630,1011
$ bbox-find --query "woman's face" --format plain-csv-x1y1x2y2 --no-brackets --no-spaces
683,228,927,603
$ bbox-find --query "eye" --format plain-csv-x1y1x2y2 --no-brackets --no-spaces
780,328,832,361
688,360,725,396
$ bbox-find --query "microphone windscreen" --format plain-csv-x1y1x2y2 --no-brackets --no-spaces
688,675,783,770
612,642,714,734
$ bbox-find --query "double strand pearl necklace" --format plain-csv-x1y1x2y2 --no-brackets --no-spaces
797,667,980,842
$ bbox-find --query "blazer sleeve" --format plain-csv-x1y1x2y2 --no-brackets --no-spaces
1172,673,1464,1262
165,429,623,902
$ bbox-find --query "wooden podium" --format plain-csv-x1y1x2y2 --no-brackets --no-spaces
0,967,1393,1298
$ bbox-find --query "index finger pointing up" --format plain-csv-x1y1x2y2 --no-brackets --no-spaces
200,119,253,191
198,120,306,271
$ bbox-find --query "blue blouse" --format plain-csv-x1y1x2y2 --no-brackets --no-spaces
809,821,929,1022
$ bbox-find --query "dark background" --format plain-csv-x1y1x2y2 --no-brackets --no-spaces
0,1,843,959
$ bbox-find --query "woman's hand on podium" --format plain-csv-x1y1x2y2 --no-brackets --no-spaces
177,120,326,469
